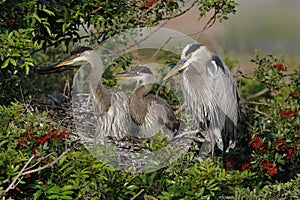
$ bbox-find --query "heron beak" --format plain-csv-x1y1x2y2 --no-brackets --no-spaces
163,58,188,82
114,71,137,80
54,56,75,68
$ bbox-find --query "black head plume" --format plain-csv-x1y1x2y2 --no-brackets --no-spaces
71,46,94,55
184,43,203,57
133,65,153,75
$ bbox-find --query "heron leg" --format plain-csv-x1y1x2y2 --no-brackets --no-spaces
208,129,215,162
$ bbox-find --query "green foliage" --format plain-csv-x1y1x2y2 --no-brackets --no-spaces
0,0,239,105
0,81,299,199
242,53,299,182
235,174,300,199
2,1,299,199
0,103,70,199
197,0,238,21
0,0,238,105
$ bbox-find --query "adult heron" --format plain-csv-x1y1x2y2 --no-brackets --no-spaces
116,65,179,140
54,46,133,141
163,44,238,160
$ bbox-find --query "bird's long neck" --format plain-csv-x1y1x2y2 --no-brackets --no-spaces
130,83,153,125
88,51,111,112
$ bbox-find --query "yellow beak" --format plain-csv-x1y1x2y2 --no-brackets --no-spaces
55,60,74,68
163,58,188,82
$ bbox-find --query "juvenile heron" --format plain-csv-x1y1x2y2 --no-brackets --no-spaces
54,46,133,141
163,44,238,160
116,65,179,140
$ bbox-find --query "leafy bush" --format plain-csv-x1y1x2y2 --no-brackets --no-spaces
0,52,299,200
0,103,71,199
0,0,238,105
246,53,299,181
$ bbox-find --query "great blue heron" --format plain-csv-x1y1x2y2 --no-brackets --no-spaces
116,65,179,140
163,44,238,160
54,46,133,141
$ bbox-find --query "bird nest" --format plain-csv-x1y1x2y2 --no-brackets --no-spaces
70,93,201,173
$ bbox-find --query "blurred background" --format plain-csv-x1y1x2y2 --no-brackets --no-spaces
162,0,300,72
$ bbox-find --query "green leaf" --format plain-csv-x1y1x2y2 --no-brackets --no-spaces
61,191,74,195
62,23,67,33
59,196,73,200
46,185,61,194
45,26,52,36
32,13,42,23
25,64,30,75
42,8,55,16
33,189,43,200
61,185,76,191
48,194,61,199
1,58,9,68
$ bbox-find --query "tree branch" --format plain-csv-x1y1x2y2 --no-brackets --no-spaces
22,149,70,176
130,189,144,200
5,155,35,193
162,1,197,20
246,88,269,100
196,10,217,40
240,104,273,119
5,149,70,194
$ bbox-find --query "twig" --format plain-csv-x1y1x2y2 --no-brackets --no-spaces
92,6,103,14
246,88,269,100
283,72,297,77
30,35,90,55
162,1,196,20
147,37,172,63
24,153,55,171
130,189,144,200
240,105,273,119
5,155,35,193
144,196,158,200
22,149,70,176
196,10,217,40
246,101,272,107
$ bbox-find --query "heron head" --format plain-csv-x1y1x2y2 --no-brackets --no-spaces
55,46,94,68
163,44,215,81
115,65,155,85
163,44,201,81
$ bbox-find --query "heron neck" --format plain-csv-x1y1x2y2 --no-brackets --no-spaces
88,51,111,111
130,83,153,124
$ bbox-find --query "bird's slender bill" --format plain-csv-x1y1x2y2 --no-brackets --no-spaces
55,57,74,68
163,58,188,82
114,71,138,80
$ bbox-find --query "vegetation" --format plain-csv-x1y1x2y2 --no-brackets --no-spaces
0,0,299,199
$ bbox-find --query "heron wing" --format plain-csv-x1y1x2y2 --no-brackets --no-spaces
207,55,238,151
144,94,179,132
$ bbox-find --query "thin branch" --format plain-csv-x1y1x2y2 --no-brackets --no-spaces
30,35,90,55
24,153,55,172
147,36,172,63
92,6,103,14
240,104,273,119
196,10,218,40
162,1,196,20
144,196,158,200
283,72,297,77
22,149,70,176
246,88,269,100
246,101,272,107
130,189,144,200
6,155,35,193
